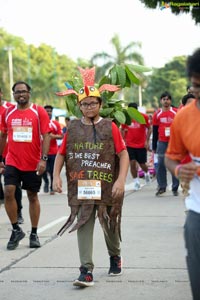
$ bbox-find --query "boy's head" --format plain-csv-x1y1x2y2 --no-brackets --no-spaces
187,48,200,99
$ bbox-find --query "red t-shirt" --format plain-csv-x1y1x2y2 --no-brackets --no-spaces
58,121,126,156
1,103,50,171
152,107,177,142
121,113,150,148
48,119,63,155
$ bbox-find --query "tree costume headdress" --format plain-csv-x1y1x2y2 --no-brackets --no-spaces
55,66,120,102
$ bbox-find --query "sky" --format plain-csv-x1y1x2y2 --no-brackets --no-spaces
0,0,200,68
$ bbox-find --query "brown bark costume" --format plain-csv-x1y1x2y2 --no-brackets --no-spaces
57,118,124,239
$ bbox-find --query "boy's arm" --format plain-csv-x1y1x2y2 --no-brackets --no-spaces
53,153,65,193
112,149,129,199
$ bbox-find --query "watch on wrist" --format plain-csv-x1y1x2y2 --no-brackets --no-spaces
41,154,48,161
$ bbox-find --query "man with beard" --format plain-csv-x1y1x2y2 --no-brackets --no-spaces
0,81,50,250
0,87,24,224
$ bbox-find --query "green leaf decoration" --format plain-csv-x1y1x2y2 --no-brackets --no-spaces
127,107,146,124
113,110,126,124
125,65,140,85
65,97,75,114
107,98,123,104
102,91,116,101
123,109,132,125
116,64,126,87
125,73,131,87
98,75,110,86
100,107,114,117
74,106,82,118
126,64,152,73
110,66,117,85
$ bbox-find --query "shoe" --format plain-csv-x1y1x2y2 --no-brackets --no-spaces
43,183,49,193
50,189,55,195
29,233,41,248
155,188,166,196
133,182,141,191
73,266,94,287
17,211,24,224
145,173,151,184
7,228,25,250
108,255,123,276
173,190,179,196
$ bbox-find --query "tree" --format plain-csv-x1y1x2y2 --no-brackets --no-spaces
139,0,200,24
90,34,150,106
0,28,77,107
90,34,144,81
143,55,188,107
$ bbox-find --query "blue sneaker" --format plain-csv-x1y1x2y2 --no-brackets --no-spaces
108,256,123,276
73,266,94,287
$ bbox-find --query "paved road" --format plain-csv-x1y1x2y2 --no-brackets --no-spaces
0,172,192,300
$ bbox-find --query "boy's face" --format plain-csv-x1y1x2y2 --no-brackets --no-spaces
190,75,200,100
79,97,101,118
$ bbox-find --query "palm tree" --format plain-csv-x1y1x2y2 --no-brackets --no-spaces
90,34,144,81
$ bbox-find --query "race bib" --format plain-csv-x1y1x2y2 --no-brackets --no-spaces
78,180,101,200
13,126,33,142
165,127,170,137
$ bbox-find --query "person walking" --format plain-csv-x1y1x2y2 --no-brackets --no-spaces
0,87,24,224
42,105,63,195
152,91,179,196
121,102,152,190
0,81,50,250
53,67,129,287
62,116,70,134
165,48,200,300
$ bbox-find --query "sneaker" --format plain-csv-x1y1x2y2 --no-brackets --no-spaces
50,189,55,195
133,182,141,191
73,266,94,287
17,211,24,224
108,255,123,276
43,183,49,193
155,188,166,196
173,190,179,196
145,173,151,184
7,228,25,250
29,233,41,248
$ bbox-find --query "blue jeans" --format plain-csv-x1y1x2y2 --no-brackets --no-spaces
156,141,179,191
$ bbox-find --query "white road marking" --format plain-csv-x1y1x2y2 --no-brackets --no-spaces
37,181,147,234
38,216,68,234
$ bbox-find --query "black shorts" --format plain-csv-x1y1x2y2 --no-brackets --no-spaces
127,147,147,164
4,165,42,192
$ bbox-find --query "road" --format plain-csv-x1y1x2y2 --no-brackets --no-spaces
0,171,192,300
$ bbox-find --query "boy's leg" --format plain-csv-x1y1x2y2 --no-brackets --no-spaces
77,206,96,271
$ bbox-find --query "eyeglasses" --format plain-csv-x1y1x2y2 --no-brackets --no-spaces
80,101,99,108
14,90,30,95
